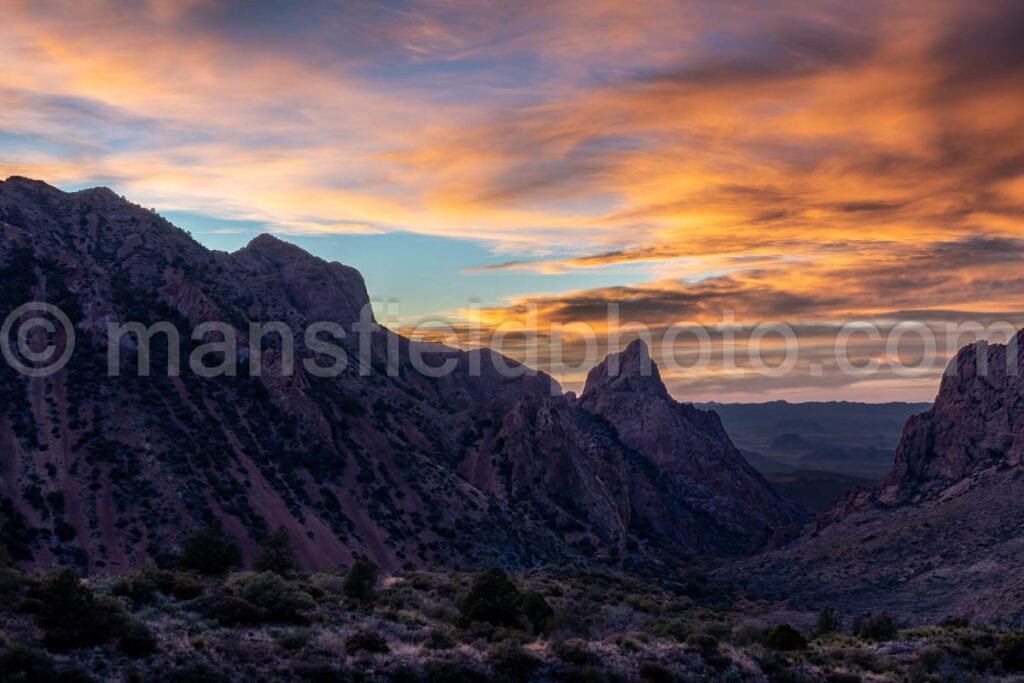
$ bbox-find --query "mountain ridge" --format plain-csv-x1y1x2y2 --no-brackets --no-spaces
729,334,1024,624
0,177,806,574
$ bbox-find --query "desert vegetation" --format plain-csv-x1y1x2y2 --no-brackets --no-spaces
2,530,1024,681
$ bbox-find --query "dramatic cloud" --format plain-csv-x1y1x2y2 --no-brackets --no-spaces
1,0,1022,399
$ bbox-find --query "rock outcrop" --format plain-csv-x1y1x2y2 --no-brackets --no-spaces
731,334,1024,624
578,340,806,554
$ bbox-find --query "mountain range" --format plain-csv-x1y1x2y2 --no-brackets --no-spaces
7,176,1024,626
0,176,805,575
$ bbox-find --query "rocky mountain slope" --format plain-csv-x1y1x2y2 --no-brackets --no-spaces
729,333,1024,624
0,177,806,574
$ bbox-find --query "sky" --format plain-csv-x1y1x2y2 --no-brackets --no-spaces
1,0,1023,401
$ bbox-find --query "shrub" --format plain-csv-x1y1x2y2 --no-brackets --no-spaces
424,626,457,650
205,595,261,626
424,658,482,683
732,622,766,646
229,572,316,623
490,642,542,683
342,555,379,604
53,519,77,542
826,674,862,683
638,661,676,683
763,623,807,651
814,608,842,637
685,632,719,655
552,640,600,666
177,527,241,575
111,566,160,606
997,631,1024,672
118,619,158,657
0,645,91,682
254,528,297,576
277,627,314,651
345,629,390,655
30,568,132,651
940,615,970,629
293,656,352,682
521,590,554,634
156,570,204,600
459,567,523,628
853,613,898,642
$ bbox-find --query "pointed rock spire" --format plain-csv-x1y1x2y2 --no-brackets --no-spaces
582,339,669,399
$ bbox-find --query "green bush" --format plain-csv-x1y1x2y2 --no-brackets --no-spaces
111,566,160,606
177,527,241,575
551,640,600,666
762,623,807,651
996,631,1024,672
276,627,314,651
814,608,842,637
113,566,203,604
685,632,719,655
118,619,158,657
343,555,379,604
424,626,457,650
521,590,554,634
156,570,204,600
254,528,297,576
490,642,542,683
853,613,898,642
204,595,261,626
638,660,676,683
229,572,316,624
0,567,27,607
424,658,482,683
0,645,92,682
459,568,523,628
30,568,134,651
345,629,390,655
940,615,970,629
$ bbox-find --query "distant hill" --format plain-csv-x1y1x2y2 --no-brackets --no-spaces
699,401,931,479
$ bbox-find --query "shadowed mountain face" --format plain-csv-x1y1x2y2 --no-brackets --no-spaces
731,335,1024,624
0,177,806,573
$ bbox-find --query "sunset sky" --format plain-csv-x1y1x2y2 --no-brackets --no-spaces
2,0,1023,401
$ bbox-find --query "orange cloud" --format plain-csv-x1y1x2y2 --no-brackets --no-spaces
1,0,1023,399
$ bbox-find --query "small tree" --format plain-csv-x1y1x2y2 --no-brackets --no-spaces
178,527,241,576
342,555,379,604
254,528,297,576
997,631,1024,672
814,607,842,637
763,623,808,651
854,613,898,642
521,590,554,634
459,567,522,628
30,568,135,652
230,572,316,623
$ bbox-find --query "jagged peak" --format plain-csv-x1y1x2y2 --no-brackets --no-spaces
582,338,669,398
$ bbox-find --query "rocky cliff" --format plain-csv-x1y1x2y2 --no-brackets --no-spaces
731,334,1024,624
